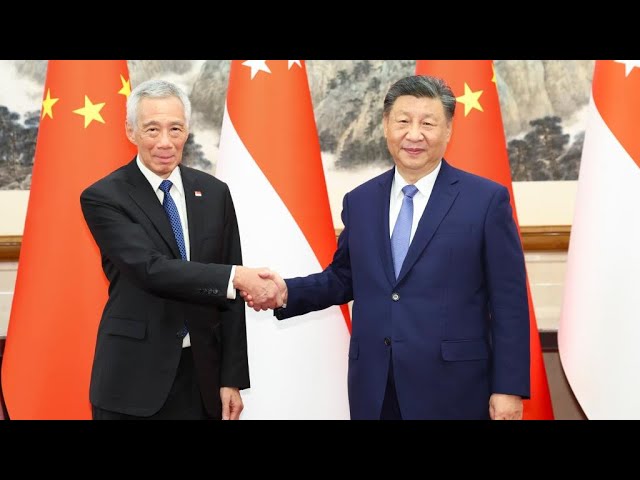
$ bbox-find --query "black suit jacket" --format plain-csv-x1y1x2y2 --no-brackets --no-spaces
80,159,249,417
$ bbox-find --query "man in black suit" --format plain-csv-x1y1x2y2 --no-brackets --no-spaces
81,79,281,419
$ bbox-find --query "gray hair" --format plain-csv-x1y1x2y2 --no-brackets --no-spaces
126,79,191,130
383,75,456,122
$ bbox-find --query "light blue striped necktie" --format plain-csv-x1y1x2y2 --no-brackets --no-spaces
391,184,419,279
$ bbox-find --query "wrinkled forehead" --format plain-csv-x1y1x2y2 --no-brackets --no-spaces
386,95,447,117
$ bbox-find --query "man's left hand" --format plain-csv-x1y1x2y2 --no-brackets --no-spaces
220,387,244,420
489,393,523,420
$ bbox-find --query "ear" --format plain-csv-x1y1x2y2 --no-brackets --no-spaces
125,121,136,144
445,120,453,142
382,115,389,139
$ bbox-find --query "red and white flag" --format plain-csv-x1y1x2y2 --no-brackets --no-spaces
559,60,640,419
216,60,351,419
416,60,554,419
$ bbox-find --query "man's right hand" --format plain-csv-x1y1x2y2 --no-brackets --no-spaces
233,266,283,310
240,270,288,312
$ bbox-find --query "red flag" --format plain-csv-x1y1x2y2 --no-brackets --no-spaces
559,60,640,418
1,60,136,419
416,60,554,419
216,60,351,418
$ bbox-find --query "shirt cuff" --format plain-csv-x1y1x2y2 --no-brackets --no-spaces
227,265,236,300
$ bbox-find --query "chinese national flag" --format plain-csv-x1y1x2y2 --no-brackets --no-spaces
416,60,554,419
559,61,640,418
1,61,136,419
216,60,351,419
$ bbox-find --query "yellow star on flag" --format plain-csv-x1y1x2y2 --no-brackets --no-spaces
41,88,59,120
73,95,106,128
118,75,131,97
491,64,496,83
456,83,484,117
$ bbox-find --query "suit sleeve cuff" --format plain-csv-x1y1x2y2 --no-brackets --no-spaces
274,305,287,320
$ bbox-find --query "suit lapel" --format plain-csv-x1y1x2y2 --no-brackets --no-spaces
377,168,396,286
180,166,205,262
395,160,460,284
125,160,182,259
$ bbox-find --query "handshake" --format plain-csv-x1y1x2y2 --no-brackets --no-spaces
233,266,287,312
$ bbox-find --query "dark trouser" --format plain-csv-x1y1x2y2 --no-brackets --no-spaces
93,347,214,420
380,354,403,420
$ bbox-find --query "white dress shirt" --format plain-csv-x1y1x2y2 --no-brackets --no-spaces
136,157,236,348
389,161,442,243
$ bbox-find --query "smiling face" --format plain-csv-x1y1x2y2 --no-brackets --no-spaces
126,96,189,179
383,95,452,183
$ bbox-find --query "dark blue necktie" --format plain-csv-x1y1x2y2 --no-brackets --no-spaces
391,184,419,279
159,179,189,337
159,179,187,261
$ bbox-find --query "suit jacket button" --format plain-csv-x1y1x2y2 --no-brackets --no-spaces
384,337,391,346
391,292,400,301
211,288,219,295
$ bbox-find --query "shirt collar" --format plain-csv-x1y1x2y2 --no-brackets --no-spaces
136,155,185,196
392,160,442,199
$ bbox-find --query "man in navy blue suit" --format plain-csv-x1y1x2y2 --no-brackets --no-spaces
244,75,530,420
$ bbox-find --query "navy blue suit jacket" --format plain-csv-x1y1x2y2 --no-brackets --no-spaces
277,160,530,419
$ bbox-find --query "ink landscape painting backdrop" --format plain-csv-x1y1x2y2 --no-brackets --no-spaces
0,60,594,231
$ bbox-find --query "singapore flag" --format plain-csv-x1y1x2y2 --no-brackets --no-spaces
216,60,351,419
559,60,640,419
